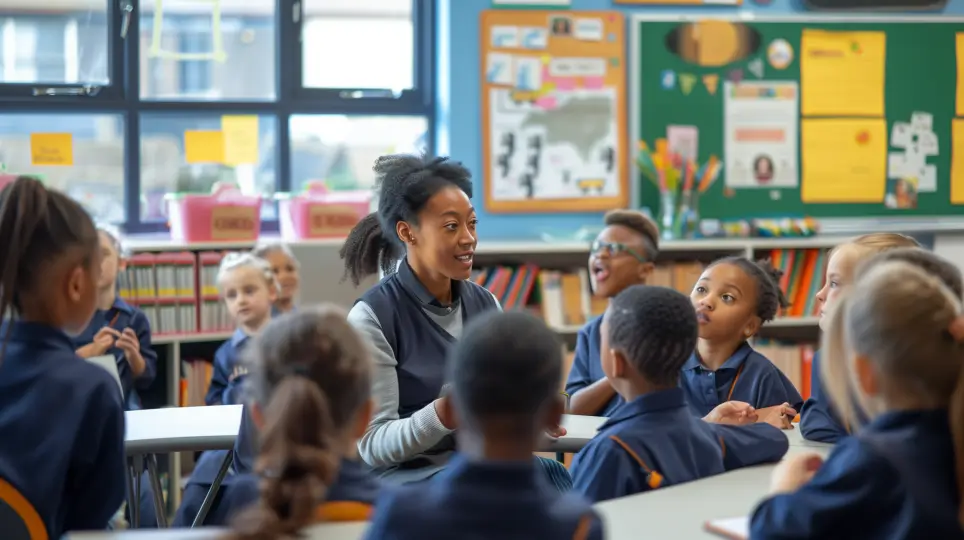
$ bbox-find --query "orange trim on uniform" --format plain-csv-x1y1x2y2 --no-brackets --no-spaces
793,414,800,423
609,435,664,489
314,501,373,522
572,514,592,540
717,435,726,460
0,478,48,540
725,364,745,402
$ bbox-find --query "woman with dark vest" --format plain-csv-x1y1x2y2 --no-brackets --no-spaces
340,153,571,490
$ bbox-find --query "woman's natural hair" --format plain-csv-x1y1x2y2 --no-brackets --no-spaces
217,252,278,292
0,176,98,358
253,242,299,268
229,306,372,540
339,153,472,286
708,256,789,322
822,261,964,526
97,223,130,259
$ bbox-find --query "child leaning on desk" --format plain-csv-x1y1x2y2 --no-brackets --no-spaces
570,285,789,503
362,311,604,540
682,256,803,428
751,252,964,539
73,224,157,410
798,233,920,443
222,305,382,537
0,176,126,537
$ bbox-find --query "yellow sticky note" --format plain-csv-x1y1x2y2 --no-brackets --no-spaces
801,118,887,203
952,120,964,204
956,34,964,117
221,115,259,166
800,30,886,117
30,133,74,166
184,130,225,164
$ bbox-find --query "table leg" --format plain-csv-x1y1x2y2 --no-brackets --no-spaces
131,457,143,528
146,454,169,528
126,460,137,527
555,452,565,464
191,451,234,528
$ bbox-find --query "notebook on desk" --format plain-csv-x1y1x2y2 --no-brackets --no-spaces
87,355,123,396
704,516,749,540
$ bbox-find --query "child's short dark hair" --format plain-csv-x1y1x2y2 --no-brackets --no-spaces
448,311,562,429
608,285,698,387
709,256,789,322
859,248,964,300
603,209,659,260
231,305,371,538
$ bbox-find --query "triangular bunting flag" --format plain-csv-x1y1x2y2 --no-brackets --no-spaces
748,58,764,78
703,74,719,95
727,68,743,83
679,73,697,95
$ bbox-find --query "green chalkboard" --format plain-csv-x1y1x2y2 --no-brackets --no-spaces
635,17,963,220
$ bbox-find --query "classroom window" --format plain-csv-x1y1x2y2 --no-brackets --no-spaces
0,113,125,223
139,0,277,101
289,115,428,191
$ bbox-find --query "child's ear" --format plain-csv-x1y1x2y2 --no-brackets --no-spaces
351,398,375,439
611,349,629,379
853,353,879,397
743,316,762,339
637,262,656,283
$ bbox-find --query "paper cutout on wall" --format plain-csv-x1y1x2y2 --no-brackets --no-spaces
748,58,764,78
703,74,719,95
887,111,938,192
727,68,743,83
679,73,697,95
661,69,676,90
801,118,887,203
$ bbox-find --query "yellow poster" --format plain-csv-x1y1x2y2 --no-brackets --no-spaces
221,115,259,166
956,34,964,117
184,130,225,164
952,120,964,204
800,30,886,117
30,133,74,166
801,118,887,203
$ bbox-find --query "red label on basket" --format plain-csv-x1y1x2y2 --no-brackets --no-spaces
211,206,258,240
309,204,361,237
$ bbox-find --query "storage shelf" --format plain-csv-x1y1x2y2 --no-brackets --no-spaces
152,331,234,345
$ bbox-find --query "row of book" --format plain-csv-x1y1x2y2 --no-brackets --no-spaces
473,250,827,328
118,252,235,334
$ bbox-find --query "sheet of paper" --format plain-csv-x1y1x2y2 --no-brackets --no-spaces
704,516,749,540
486,52,514,86
184,130,225,165
890,122,911,149
801,118,887,203
491,25,520,49
668,125,699,162
952,120,964,204
30,133,74,166
800,30,885,117
957,34,964,117
724,81,799,189
221,115,259,166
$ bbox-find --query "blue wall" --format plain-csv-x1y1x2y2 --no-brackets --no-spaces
435,0,964,241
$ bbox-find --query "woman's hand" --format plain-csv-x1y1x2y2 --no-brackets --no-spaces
757,403,797,430
704,401,757,425
770,452,823,494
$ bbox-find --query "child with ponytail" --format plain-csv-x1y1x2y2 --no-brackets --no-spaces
750,253,964,538
226,305,380,538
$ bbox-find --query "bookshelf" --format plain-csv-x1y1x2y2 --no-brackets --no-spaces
126,234,840,511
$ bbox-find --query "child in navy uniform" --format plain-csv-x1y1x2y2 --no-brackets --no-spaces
570,285,788,503
73,224,157,410
566,210,659,417
218,306,380,538
0,177,126,536
364,311,604,540
799,233,920,443
751,256,964,539
684,256,802,428
253,242,300,315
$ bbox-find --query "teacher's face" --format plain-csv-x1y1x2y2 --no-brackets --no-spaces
411,186,478,281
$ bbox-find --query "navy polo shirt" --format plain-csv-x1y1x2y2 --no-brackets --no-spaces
571,387,788,503
205,329,250,406
0,321,126,536
752,409,964,539
799,350,868,443
680,342,804,417
564,316,624,417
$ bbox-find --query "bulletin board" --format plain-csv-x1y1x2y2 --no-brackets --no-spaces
632,16,964,221
481,10,628,213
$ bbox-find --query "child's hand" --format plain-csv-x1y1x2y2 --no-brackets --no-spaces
229,365,249,382
757,403,797,430
116,328,147,376
770,452,823,494
704,401,758,425
78,327,121,357
545,424,567,440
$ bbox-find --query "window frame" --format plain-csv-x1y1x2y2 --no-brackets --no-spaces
0,0,436,234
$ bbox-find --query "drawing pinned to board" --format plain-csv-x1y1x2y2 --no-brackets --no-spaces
679,74,697,95
703,74,719,95
661,70,676,90
491,26,521,48
486,53,514,86
724,81,799,189
482,9,627,213
520,27,549,50
748,58,765,78
887,111,938,193
767,39,794,69
664,21,761,67
727,68,744,83
884,176,919,209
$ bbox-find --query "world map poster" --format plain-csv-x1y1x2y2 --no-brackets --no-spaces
481,10,628,213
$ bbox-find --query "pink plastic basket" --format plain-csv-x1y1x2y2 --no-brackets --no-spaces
0,174,18,192
277,181,371,240
166,183,262,243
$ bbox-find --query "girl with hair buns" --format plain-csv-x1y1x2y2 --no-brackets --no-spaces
751,255,964,538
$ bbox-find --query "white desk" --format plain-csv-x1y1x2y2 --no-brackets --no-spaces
125,405,244,529
66,522,368,540
541,414,605,453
